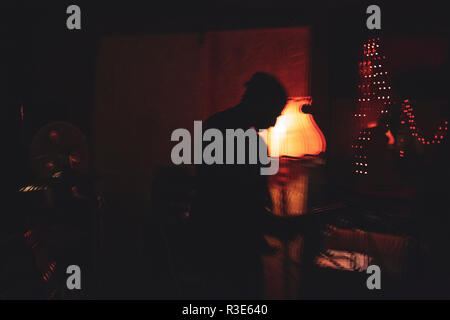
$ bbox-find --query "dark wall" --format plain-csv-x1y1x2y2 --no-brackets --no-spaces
6,1,450,175
4,3,97,187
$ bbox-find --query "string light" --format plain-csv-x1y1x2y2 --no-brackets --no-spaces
399,99,448,150
352,129,370,175
354,37,392,175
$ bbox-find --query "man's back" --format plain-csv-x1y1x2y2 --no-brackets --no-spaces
191,107,271,298
194,107,270,251
189,72,287,298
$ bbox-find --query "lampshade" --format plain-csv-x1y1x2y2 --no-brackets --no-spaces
260,97,326,157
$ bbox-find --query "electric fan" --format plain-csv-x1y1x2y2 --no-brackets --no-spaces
29,121,88,180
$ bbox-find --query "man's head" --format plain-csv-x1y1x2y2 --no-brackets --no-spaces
240,72,287,129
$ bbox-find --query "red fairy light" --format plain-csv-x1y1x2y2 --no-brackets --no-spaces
400,99,448,146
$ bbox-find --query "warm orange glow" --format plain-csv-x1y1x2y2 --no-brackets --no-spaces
367,121,378,128
260,97,326,157
269,163,308,216
385,129,395,145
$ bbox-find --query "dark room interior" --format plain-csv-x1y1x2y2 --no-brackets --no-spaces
2,0,450,300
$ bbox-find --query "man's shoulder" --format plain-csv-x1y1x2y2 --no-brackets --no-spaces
204,107,238,130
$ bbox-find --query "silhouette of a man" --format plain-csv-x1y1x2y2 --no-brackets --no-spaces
192,72,288,299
